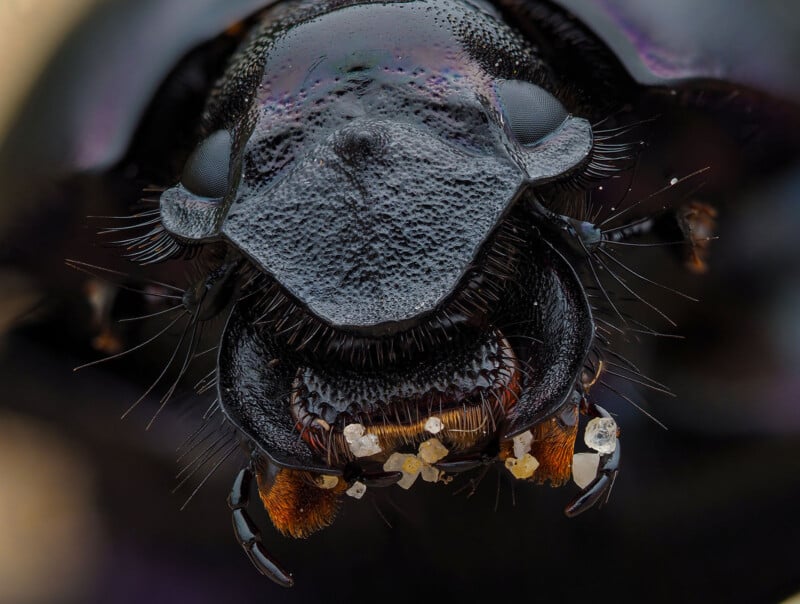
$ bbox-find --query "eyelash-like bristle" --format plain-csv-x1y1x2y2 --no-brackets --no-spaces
96,192,199,265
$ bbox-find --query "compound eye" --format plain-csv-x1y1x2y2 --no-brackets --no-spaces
182,130,232,198
496,80,568,147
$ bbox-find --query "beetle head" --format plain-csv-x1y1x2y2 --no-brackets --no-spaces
159,0,595,471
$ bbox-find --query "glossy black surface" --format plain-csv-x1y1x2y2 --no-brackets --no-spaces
218,304,329,471
228,467,294,587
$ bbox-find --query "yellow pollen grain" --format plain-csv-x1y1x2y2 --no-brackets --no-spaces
314,474,340,490
402,456,423,474
505,453,540,479
418,438,449,464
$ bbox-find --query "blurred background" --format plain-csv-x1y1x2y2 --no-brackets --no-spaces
0,1,799,603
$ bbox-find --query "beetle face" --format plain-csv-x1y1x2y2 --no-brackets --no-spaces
158,0,596,473
4,0,786,591
75,0,733,584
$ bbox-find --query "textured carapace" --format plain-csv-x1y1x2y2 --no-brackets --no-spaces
158,0,599,475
